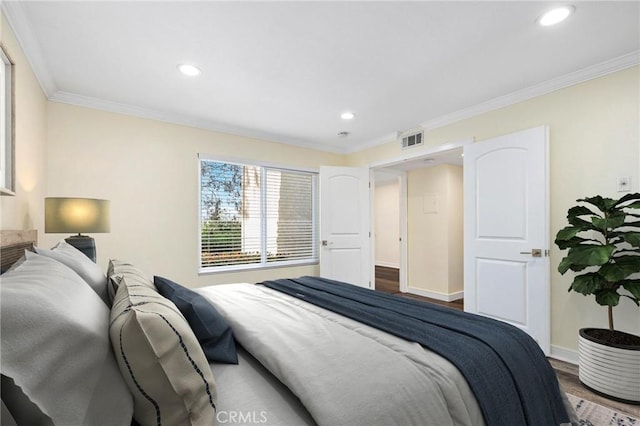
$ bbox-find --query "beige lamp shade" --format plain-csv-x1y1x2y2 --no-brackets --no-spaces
45,198,110,234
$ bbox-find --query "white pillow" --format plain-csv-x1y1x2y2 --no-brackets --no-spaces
35,240,109,304
110,272,217,426
0,251,133,425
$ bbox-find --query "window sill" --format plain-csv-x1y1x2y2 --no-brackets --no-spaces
198,259,318,275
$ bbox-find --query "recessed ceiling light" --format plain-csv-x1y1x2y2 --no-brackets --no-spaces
177,64,201,76
538,6,575,26
341,112,355,120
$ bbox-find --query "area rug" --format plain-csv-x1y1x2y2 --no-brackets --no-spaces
567,393,638,426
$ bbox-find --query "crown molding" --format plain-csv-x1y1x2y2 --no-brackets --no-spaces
44,47,640,156
419,51,640,131
346,51,639,153
50,91,346,154
343,131,399,154
1,1,57,96
4,0,637,156
3,1,345,154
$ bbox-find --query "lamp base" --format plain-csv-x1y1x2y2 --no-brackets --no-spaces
65,235,96,262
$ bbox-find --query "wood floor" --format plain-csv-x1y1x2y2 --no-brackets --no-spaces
374,265,639,418
375,265,464,309
549,357,639,418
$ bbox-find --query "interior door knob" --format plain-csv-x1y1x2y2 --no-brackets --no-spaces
520,249,542,257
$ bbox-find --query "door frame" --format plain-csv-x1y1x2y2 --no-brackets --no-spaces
369,139,474,294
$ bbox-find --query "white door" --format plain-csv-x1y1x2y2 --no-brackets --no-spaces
463,126,550,354
319,166,371,288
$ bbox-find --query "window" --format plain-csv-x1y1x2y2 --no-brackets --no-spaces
199,157,318,272
0,44,14,195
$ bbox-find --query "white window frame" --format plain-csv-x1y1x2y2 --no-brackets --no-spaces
0,44,14,195
198,154,319,274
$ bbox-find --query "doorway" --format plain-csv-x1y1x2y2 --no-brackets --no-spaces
372,170,403,294
322,128,550,352
372,143,466,301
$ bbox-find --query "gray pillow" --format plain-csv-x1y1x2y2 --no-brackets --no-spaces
35,240,109,304
0,251,133,425
110,272,217,426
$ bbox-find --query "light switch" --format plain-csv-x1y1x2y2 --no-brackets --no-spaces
617,177,631,192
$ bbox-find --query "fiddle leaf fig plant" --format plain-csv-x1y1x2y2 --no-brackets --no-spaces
555,193,640,330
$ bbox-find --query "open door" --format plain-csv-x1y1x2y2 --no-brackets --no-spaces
464,126,550,354
319,166,371,288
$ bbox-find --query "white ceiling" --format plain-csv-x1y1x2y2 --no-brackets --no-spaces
3,1,639,154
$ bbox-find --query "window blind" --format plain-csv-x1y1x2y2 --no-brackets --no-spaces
200,159,317,270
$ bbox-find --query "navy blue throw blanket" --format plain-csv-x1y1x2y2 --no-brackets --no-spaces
262,276,569,426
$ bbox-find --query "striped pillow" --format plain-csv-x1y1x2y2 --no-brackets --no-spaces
109,275,217,426
107,259,156,303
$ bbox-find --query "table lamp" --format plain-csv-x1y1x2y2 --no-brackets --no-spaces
44,197,110,262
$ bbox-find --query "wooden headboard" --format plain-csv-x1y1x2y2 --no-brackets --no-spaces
1,230,37,273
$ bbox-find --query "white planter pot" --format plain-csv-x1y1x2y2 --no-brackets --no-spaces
578,328,640,405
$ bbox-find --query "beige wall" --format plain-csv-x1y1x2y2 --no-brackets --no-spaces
407,164,463,297
3,7,637,353
0,13,47,234
374,179,400,268
42,102,346,287
348,66,640,351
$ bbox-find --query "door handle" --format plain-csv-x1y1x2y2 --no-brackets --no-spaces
520,249,542,257
322,240,328,246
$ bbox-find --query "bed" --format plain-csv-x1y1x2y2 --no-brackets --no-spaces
0,230,578,426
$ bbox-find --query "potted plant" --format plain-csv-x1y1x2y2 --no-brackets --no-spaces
555,193,640,404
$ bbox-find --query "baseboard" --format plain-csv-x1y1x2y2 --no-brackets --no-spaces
550,345,579,365
374,261,400,269
407,287,464,302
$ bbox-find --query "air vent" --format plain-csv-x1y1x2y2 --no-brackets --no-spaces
400,130,424,149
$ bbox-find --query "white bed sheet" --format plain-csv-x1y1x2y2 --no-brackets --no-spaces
211,346,316,426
